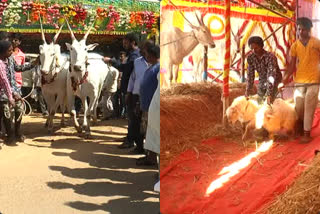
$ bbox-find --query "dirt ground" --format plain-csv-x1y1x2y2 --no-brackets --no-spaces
0,113,159,214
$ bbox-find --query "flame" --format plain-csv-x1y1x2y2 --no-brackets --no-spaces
255,105,267,129
205,140,273,196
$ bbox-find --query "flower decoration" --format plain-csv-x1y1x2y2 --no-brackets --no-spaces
74,4,87,24
0,1,159,34
115,8,130,30
31,2,46,22
105,5,120,31
2,0,22,26
0,1,8,24
144,11,155,29
129,11,144,30
62,4,76,25
47,4,60,26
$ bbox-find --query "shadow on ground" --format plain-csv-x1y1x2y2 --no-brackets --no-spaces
22,113,159,213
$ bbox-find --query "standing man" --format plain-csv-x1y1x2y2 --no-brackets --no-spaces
98,64,119,120
113,51,127,118
126,40,153,154
0,40,15,146
137,44,160,165
11,33,25,89
104,33,141,149
0,33,39,143
245,36,282,104
280,17,320,143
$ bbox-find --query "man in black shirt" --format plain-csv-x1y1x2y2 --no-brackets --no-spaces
104,33,141,149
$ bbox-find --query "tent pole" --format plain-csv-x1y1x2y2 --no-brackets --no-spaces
223,0,231,127
203,45,208,81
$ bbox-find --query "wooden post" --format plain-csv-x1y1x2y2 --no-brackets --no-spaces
241,45,246,83
223,0,231,126
203,45,208,81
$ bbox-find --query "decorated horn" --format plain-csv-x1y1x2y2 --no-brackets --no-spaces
39,13,46,44
53,23,64,44
83,20,96,41
64,17,76,41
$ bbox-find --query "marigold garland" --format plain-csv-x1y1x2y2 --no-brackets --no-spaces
0,0,159,36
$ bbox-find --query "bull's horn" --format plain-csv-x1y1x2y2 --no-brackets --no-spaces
39,13,46,44
53,23,64,44
64,17,76,41
83,20,96,41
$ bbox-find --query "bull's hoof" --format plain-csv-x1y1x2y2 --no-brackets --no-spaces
44,122,49,128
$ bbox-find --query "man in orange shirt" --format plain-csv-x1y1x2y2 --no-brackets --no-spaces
281,17,320,143
11,33,25,88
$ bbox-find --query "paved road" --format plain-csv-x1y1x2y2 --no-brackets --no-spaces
0,114,159,214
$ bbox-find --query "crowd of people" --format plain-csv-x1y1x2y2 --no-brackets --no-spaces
0,30,160,187
103,33,160,170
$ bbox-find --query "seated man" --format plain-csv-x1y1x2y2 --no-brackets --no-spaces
245,36,282,105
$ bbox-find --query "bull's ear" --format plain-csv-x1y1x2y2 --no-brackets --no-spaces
87,43,99,51
65,43,72,50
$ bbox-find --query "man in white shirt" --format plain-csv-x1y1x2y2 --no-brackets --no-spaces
98,65,120,120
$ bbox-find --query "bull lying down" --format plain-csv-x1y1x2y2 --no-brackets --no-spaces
226,95,298,143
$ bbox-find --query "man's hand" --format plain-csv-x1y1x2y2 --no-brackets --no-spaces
32,56,40,66
278,82,285,92
9,98,15,107
13,93,22,101
103,57,111,64
125,93,131,105
266,96,272,105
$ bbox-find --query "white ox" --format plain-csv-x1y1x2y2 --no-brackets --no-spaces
38,21,69,133
65,20,110,137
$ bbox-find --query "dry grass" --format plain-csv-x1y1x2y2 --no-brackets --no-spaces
160,82,255,169
261,154,320,214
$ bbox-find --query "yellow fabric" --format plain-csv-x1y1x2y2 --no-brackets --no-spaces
290,37,320,83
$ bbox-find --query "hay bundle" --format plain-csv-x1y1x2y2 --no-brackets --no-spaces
264,154,320,213
160,82,222,97
160,82,255,169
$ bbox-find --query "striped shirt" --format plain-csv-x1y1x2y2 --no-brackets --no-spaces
0,60,13,101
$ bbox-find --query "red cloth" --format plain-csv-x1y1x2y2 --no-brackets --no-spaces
12,48,25,88
161,108,320,214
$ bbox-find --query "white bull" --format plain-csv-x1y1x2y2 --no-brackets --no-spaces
65,20,111,137
39,19,69,133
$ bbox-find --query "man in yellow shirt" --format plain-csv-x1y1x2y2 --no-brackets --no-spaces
281,17,320,143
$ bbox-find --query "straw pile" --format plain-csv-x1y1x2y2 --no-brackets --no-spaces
263,153,320,214
160,82,256,169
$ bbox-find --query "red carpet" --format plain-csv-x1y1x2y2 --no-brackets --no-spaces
160,109,320,214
